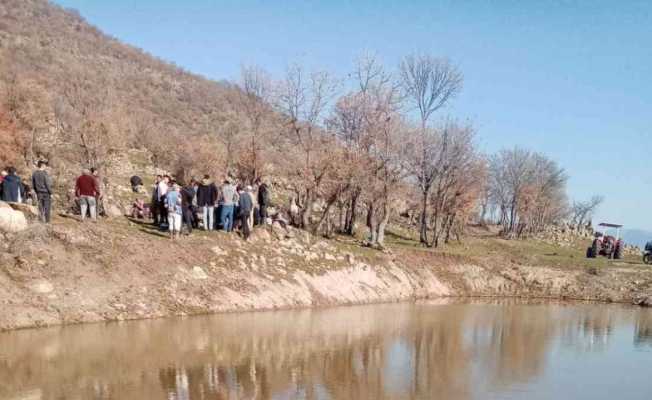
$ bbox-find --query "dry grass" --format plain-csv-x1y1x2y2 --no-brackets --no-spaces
383,224,647,272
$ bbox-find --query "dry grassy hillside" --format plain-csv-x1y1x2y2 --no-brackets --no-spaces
0,0,245,176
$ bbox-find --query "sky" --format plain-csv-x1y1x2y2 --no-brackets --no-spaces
52,0,652,230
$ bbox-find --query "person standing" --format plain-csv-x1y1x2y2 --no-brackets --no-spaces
150,175,161,225
165,181,183,239
90,167,105,217
1,167,25,203
0,168,7,195
238,185,254,240
196,174,218,230
75,169,99,221
256,178,270,225
158,175,170,227
31,161,53,223
180,180,196,234
219,178,238,232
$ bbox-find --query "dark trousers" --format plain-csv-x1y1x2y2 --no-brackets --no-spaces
241,213,251,240
158,198,168,225
151,202,159,224
182,207,193,234
36,193,51,223
258,204,267,224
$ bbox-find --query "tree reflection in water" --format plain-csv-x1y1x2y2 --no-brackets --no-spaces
0,301,650,400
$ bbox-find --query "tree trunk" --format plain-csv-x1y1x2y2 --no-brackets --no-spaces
366,202,376,244
419,190,429,245
376,203,390,247
344,190,359,235
301,189,313,229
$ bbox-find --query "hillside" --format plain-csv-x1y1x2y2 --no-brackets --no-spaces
0,0,242,176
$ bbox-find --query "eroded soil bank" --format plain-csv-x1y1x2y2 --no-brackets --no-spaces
2,218,652,331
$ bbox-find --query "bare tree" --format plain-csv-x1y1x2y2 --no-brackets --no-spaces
570,195,604,227
237,65,273,182
488,148,568,238
400,53,463,244
328,53,398,236
275,63,339,229
427,121,482,247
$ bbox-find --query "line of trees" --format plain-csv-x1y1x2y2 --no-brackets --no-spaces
0,2,591,247
221,54,488,248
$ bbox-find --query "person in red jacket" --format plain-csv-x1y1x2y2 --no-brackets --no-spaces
75,169,99,221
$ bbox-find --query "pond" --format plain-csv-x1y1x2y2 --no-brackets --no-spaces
1,300,651,399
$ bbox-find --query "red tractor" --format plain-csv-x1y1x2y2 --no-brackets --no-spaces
586,223,624,259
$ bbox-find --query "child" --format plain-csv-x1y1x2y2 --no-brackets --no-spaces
131,199,150,219
165,182,183,239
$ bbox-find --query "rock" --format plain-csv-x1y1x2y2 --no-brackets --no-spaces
7,202,39,219
28,280,54,294
211,246,227,256
191,266,208,280
0,205,28,233
634,296,652,307
106,204,123,218
250,227,271,243
271,222,291,240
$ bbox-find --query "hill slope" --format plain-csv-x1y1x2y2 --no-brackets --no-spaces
0,0,240,174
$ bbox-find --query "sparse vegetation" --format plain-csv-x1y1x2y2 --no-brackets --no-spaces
0,0,579,249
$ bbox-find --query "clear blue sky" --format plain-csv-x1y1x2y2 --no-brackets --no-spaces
53,0,652,230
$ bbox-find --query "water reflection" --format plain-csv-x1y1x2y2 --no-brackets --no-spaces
0,301,650,400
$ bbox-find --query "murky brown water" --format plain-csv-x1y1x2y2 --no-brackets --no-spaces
1,300,651,400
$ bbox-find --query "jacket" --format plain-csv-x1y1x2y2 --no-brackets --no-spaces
257,183,270,206
75,175,98,197
32,170,52,195
196,181,218,207
238,191,253,215
1,174,24,202
130,176,143,187
165,190,182,215
181,186,196,210
220,184,238,206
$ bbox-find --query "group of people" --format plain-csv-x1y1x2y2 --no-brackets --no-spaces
0,162,104,224
149,174,271,240
1,162,54,223
1,162,273,242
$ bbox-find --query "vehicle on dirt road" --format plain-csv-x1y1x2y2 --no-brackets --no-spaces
586,223,624,259
644,242,652,264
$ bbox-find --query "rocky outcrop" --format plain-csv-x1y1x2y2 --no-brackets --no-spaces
536,222,594,246
0,201,28,233
7,202,39,219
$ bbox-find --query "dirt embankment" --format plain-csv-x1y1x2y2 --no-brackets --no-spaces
1,216,652,331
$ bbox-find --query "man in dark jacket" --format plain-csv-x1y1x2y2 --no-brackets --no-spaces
180,180,196,234
1,167,25,203
196,174,218,230
238,185,254,240
256,178,270,224
31,161,53,223
150,175,162,225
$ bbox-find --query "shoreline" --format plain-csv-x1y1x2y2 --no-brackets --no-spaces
2,217,651,332
1,292,645,334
